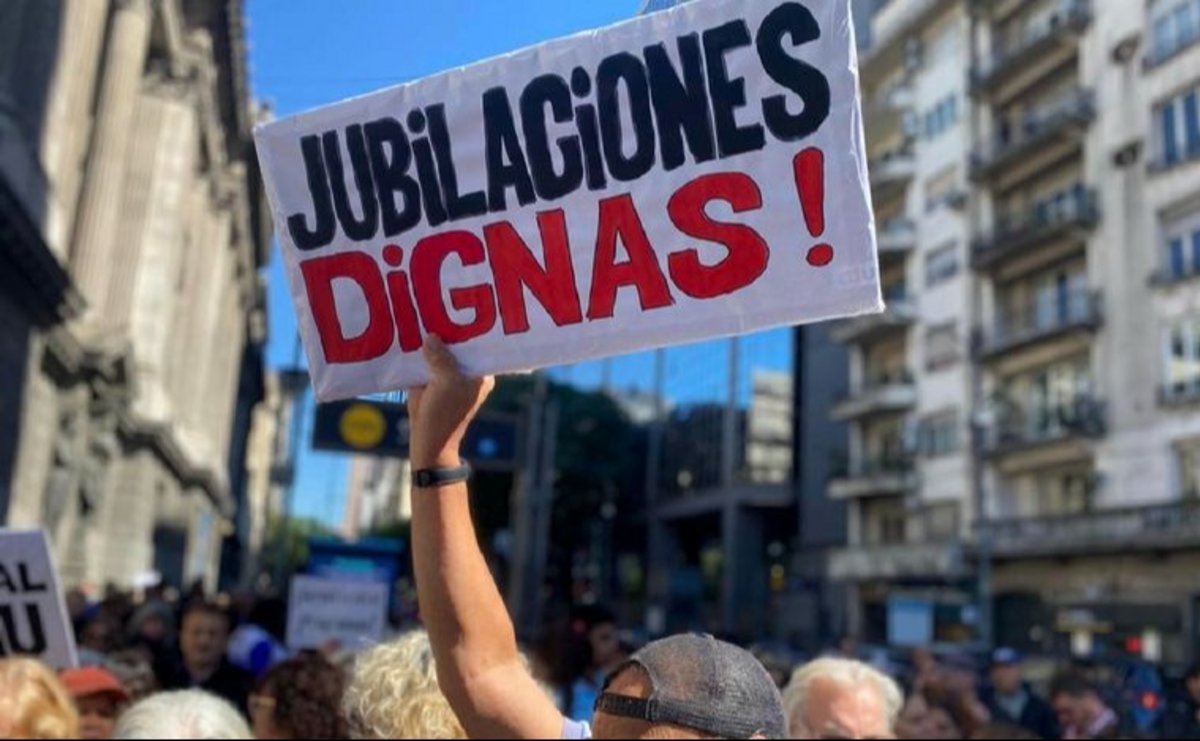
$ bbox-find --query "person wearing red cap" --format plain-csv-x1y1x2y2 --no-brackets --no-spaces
60,667,130,741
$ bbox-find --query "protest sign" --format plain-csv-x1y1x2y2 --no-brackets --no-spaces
256,0,881,401
285,575,389,651
0,530,78,668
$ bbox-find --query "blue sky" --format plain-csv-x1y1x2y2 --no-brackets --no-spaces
248,0,644,526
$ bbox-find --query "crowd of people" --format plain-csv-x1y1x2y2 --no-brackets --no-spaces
4,339,1200,740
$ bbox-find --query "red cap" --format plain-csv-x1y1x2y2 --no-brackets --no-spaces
60,667,130,703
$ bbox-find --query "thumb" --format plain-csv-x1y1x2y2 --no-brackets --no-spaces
422,335,460,377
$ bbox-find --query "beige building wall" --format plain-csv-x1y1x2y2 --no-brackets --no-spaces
0,0,270,593
836,0,1200,658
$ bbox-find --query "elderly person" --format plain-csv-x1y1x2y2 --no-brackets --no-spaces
113,690,251,740
783,658,904,739
0,658,80,740
342,630,466,739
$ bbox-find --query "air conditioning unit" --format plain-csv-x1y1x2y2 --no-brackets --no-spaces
905,38,923,72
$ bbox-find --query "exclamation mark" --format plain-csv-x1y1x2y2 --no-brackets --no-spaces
793,148,834,267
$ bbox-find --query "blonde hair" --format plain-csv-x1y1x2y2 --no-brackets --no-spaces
0,658,80,739
783,658,904,738
343,630,466,740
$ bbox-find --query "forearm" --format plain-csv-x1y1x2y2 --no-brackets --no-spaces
411,475,520,684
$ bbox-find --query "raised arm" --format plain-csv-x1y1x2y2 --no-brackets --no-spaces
407,338,566,740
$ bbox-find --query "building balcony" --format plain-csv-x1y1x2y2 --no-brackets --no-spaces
983,395,1107,460
988,500,1200,559
833,373,917,422
971,0,1092,97
971,188,1099,272
979,289,1103,361
970,89,1095,183
831,297,917,344
870,146,916,203
866,82,916,142
1159,380,1200,409
828,541,966,582
828,457,918,500
877,218,917,267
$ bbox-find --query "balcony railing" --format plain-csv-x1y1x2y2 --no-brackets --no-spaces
971,0,1092,95
833,372,917,421
987,500,1200,558
971,89,1095,181
828,456,918,499
980,289,1103,359
829,541,966,581
1159,380,1200,408
984,394,1107,457
877,218,917,264
831,296,917,344
870,146,917,199
972,187,1099,270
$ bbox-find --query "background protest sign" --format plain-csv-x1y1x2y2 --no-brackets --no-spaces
0,530,78,669
285,575,389,651
256,0,881,401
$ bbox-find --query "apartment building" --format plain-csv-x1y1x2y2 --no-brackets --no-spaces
831,0,977,647
840,0,1200,661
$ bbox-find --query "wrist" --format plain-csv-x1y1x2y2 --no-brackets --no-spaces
412,449,463,470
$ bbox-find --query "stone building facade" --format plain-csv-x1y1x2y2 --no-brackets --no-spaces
0,0,270,593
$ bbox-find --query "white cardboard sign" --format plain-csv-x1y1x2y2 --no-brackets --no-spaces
285,575,388,651
0,530,78,669
256,0,881,401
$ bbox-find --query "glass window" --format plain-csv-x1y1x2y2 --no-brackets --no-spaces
925,242,960,288
1163,100,1180,165
1171,237,1187,279
925,324,959,370
1166,320,1200,390
1163,212,1200,280
1185,92,1200,155
1179,443,1200,498
920,411,960,457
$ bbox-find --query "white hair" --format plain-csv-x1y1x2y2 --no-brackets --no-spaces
113,690,252,740
782,658,904,738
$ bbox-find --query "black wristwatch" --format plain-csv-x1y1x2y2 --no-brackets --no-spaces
412,463,472,489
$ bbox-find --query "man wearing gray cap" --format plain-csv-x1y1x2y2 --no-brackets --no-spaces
406,338,788,740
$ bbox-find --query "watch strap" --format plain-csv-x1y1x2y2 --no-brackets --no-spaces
412,463,472,489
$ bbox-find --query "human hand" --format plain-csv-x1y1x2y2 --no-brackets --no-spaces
406,336,495,469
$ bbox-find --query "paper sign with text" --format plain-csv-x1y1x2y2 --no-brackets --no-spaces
255,0,881,401
285,575,388,651
0,530,78,669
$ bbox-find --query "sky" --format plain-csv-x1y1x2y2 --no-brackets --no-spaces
247,0,645,526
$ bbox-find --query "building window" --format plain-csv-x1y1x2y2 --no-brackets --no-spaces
1151,0,1200,64
920,410,961,458
923,94,960,140
925,242,961,288
1034,470,1093,517
1165,319,1200,394
1163,210,1200,281
925,165,960,212
1178,442,1200,498
925,323,960,370
1157,85,1200,168
880,511,907,545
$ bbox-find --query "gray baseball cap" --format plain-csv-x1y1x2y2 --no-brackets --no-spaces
596,633,787,739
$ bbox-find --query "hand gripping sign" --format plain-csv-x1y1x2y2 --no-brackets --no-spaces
256,0,882,401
